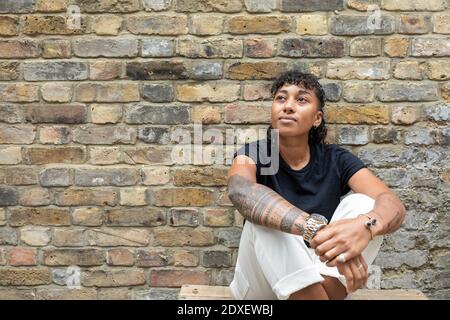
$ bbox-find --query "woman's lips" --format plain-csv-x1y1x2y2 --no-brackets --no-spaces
279,117,296,124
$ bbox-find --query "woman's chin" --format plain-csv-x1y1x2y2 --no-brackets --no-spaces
272,126,303,137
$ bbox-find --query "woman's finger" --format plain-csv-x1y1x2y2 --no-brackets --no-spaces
349,258,364,292
342,263,354,293
321,246,345,264
357,255,369,286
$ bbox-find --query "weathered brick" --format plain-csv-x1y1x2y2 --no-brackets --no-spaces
296,14,327,35
244,39,276,58
9,207,70,226
127,61,187,80
204,208,234,227
72,207,104,226
91,15,122,35
41,83,72,103
18,187,51,206
0,124,36,144
142,84,174,102
25,104,86,123
192,105,221,124
86,228,150,246
52,228,85,246
168,208,199,227
172,249,199,267
399,15,431,34
75,83,140,102
106,207,165,226
244,0,276,12
0,16,18,36
426,61,450,80
327,60,390,80
0,0,34,13
0,146,21,164
22,15,86,35
141,38,174,57
0,40,40,58
90,104,122,124
0,167,36,185
41,39,71,58
424,103,449,123
343,82,374,103
136,249,169,267
39,168,70,187
119,187,147,206
76,0,141,12
0,227,17,245
215,269,234,286
125,104,190,124
176,82,240,102
0,104,22,123
0,209,5,226
321,82,342,102
37,289,98,300
153,227,214,246
216,228,241,247
73,39,138,57
226,16,291,34
330,15,395,35
127,15,187,35
90,61,122,80
177,38,243,58
142,0,171,11
43,248,104,266
336,126,369,145
150,188,214,206
377,83,438,101
411,38,450,57
433,13,450,34
98,288,132,300
0,289,35,300
382,0,446,11
350,37,382,57
394,61,423,80
226,61,287,80
39,126,71,145
138,127,170,144
404,127,437,145
20,227,51,246
83,269,146,287
187,60,223,80
281,0,343,11
384,37,409,57
25,147,86,164
0,84,39,102
0,268,51,286
150,269,210,287
89,147,121,165
172,167,228,186
141,167,170,185
107,248,134,266
8,248,37,266
442,83,450,101
75,168,138,186
391,106,420,125
190,14,223,35
0,62,19,80
279,38,345,57
243,83,272,101
122,146,174,165
176,0,242,12
201,250,231,267
73,125,137,144
36,0,68,12
372,127,401,144
225,103,271,124
55,188,118,206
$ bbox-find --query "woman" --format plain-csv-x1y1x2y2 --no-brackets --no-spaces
227,70,406,300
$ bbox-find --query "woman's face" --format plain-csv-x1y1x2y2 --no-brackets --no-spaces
271,83,323,138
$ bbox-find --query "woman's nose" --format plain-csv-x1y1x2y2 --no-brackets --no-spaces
283,99,295,112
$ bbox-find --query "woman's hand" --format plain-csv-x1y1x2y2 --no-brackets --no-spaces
310,214,372,267
336,254,368,293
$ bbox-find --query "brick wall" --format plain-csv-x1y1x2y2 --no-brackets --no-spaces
0,0,448,300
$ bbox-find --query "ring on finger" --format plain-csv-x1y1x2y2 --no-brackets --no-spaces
337,253,346,263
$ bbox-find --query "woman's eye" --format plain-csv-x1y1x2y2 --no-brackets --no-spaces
276,96,285,100
298,97,307,102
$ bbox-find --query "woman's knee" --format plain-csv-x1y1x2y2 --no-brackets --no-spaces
334,193,375,220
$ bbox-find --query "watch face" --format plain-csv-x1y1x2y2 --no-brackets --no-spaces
310,213,328,224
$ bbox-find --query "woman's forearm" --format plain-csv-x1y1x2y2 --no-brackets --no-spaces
368,192,406,236
227,174,310,235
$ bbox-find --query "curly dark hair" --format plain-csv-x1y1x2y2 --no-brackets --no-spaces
267,70,328,145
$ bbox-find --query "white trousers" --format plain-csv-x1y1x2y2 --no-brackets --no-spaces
229,193,383,300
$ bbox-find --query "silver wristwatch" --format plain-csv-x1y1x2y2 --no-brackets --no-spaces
303,214,328,243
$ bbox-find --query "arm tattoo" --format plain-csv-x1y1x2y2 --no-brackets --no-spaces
227,174,310,235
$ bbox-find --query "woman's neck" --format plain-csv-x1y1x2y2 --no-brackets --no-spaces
278,135,310,169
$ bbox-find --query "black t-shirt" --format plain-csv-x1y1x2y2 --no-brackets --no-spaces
233,137,367,223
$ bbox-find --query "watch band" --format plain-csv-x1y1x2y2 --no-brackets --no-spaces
303,213,328,243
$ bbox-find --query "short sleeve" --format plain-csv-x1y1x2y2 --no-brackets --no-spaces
334,146,367,195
